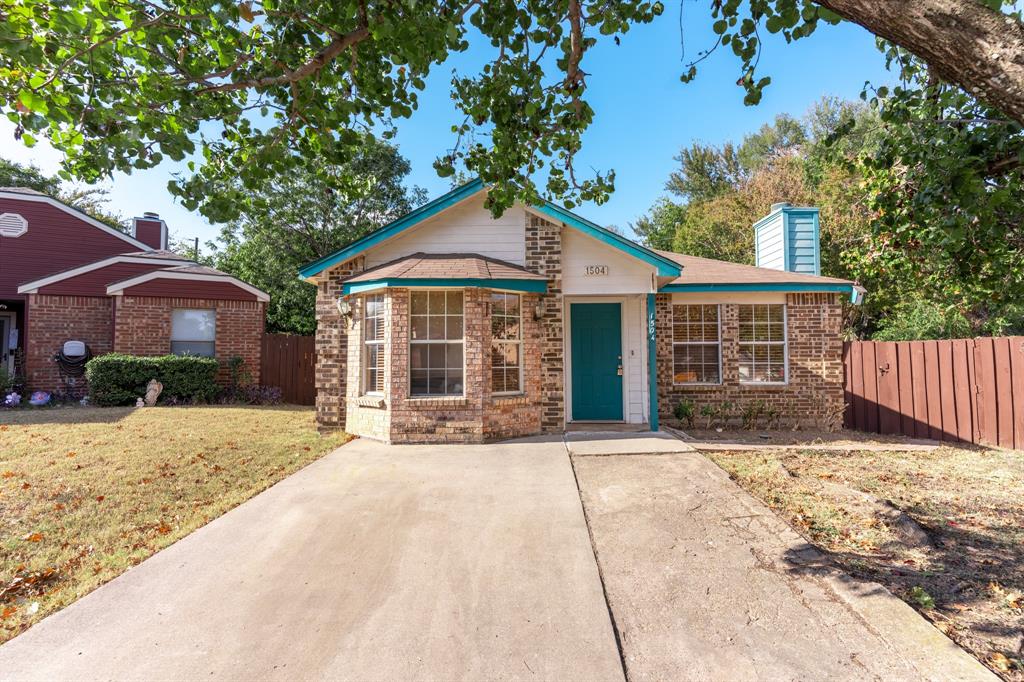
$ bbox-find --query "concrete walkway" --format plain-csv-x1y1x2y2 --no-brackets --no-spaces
572,449,994,681
0,437,623,682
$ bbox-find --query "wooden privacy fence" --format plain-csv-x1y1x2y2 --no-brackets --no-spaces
843,337,1024,450
261,333,316,406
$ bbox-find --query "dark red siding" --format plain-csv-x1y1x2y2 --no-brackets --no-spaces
0,196,144,297
38,262,173,296
121,279,259,301
133,218,165,250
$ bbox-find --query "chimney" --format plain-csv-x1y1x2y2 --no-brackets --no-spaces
132,212,167,250
753,203,820,275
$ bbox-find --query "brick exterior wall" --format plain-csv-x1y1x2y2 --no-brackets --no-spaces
113,296,265,384
314,257,362,432
656,292,845,429
525,213,565,432
26,295,112,394
341,287,544,443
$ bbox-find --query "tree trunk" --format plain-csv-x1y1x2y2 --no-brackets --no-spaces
816,0,1024,123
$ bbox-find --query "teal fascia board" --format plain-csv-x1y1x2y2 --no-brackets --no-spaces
299,179,485,279
534,202,682,277
343,278,548,295
646,293,658,432
659,281,858,301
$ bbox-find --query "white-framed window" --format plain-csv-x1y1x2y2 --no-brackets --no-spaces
363,293,386,394
738,304,788,383
170,309,215,357
409,291,464,396
671,304,721,384
491,292,522,394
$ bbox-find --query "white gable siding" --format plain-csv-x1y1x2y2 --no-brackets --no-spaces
561,228,656,295
754,212,785,271
364,195,526,267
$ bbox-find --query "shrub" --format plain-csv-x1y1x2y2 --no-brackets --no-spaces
85,353,220,406
673,398,695,429
0,366,13,396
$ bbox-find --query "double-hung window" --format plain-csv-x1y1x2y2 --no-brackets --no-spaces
671,304,721,384
363,294,385,394
170,309,215,357
738,304,787,383
409,291,464,395
491,293,522,394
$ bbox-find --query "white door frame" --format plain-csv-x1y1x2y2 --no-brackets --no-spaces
563,295,636,424
0,311,16,375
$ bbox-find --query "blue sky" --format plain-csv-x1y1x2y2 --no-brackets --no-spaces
1,9,892,247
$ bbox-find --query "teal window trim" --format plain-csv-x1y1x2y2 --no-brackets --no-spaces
659,282,861,303
646,293,658,432
343,278,548,295
299,179,484,279
533,202,681,277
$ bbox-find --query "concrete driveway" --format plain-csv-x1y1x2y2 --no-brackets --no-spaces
0,437,623,682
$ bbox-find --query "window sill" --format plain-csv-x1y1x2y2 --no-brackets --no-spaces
351,395,386,408
405,396,468,408
738,381,789,387
493,393,528,405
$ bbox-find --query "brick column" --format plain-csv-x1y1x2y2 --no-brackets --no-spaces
314,257,362,432
526,213,564,432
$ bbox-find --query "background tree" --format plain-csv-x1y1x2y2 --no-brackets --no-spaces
1,0,1022,221
207,137,425,335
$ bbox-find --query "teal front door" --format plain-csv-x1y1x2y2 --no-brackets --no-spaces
570,303,623,421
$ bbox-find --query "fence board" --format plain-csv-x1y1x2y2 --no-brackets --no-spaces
1010,337,1024,451
994,337,1014,450
843,337,1022,450
875,342,901,434
950,339,974,443
261,333,316,405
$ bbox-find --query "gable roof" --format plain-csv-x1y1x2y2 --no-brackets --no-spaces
298,180,681,280
105,265,270,302
0,188,152,251
17,252,191,293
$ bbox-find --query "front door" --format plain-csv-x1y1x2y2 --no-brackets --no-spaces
570,303,623,421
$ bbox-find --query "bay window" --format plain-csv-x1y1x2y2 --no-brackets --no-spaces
491,293,522,393
363,294,386,394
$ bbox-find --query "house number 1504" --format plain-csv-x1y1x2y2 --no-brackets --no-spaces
584,265,609,276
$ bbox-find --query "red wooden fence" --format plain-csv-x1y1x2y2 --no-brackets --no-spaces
261,333,316,406
843,337,1024,449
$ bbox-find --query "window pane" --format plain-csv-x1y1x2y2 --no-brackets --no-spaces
445,370,464,394
411,315,428,340
446,343,463,369
427,343,446,369
446,315,463,340
410,370,428,395
504,368,520,392
171,309,215,341
409,344,426,369
446,291,463,314
492,367,507,393
428,291,446,314
411,292,428,315
428,316,445,340
171,340,214,357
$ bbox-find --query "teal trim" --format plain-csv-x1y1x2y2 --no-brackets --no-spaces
534,202,682,277
781,211,792,272
646,293,658,432
811,210,821,276
343,278,547,295
659,282,855,295
299,179,484,279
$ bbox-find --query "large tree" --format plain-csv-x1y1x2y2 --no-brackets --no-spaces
0,0,1022,220
208,136,424,334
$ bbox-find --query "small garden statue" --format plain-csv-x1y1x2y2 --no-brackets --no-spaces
144,379,163,407
135,397,144,407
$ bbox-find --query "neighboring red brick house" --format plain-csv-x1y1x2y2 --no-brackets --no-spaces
301,180,865,443
0,187,268,394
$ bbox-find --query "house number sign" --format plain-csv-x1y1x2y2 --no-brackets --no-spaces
583,265,609,276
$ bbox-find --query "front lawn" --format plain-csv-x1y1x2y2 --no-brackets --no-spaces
0,405,349,643
708,446,1023,681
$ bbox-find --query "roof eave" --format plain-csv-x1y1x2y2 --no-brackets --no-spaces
660,281,863,303
342,277,548,296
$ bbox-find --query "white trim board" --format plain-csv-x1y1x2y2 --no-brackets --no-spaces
17,255,188,293
106,271,270,302
0,191,152,251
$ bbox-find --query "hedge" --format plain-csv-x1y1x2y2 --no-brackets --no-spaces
85,353,220,406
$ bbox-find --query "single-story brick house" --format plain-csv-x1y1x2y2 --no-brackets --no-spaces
300,179,863,442
0,187,269,394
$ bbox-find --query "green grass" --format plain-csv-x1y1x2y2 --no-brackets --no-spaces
0,405,349,642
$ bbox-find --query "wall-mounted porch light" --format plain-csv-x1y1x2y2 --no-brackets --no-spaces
336,296,354,328
533,301,544,321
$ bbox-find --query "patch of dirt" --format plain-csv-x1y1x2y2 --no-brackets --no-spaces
707,446,1024,681
686,428,936,447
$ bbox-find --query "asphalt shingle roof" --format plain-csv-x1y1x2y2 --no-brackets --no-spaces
657,251,854,286
343,253,547,283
